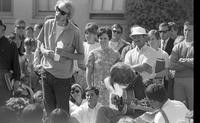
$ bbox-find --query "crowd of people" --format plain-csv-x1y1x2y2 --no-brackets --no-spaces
0,0,193,123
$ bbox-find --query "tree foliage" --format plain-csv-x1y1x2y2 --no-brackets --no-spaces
124,0,193,42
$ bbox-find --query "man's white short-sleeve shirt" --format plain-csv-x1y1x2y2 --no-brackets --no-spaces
124,45,156,81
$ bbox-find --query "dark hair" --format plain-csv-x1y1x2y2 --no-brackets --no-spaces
49,108,70,123
85,22,98,34
112,24,123,33
148,29,160,40
97,26,112,40
15,19,26,26
159,22,170,30
21,103,43,123
37,23,43,29
168,22,178,31
85,86,99,96
0,106,18,123
25,25,34,31
24,38,33,46
145,83,168,103
184,20,193,26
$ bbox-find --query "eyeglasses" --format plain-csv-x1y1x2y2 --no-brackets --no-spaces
112,30,121,34
159,30,168,34
71,88,80,94
56,6,70,16
15,25,25,30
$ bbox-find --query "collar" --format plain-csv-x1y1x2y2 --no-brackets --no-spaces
135,44,148,52
160,99,170,109
184,40,193,47
161,38,170,43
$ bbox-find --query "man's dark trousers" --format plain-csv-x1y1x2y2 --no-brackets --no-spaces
42,69,73,116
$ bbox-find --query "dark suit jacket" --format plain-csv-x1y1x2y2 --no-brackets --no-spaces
164,38,175,55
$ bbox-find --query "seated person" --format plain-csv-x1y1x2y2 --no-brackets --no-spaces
69,84,86,114
21,103,43,123
136,83,189,123
71,86,102,123
96,62,150,123
49,108,79,123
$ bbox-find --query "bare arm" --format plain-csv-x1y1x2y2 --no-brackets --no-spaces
131,63,153,74
86,53,94,88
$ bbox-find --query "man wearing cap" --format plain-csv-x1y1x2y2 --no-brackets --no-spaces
124,25,157,83
96,62,149,123
0,20,21,106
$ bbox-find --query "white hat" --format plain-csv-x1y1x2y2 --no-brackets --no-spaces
130,26,147,36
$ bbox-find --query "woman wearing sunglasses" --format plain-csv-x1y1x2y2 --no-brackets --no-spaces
35,0,84,116
69,84,86,114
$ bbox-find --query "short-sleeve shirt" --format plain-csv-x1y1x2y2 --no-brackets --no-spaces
154,99,189,123
124,45,156,82
37,19,84,78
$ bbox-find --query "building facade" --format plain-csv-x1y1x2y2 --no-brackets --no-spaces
0,0,126,39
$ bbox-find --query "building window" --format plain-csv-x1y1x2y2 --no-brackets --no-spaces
35,0,57,17
89,0,125,19
0,0,13,16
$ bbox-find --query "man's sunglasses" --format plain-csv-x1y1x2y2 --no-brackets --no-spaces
159,30,168,34
112,30,121,34
16,25,25,30
56,6,69,16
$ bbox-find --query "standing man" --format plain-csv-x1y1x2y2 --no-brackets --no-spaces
159,22,175,99
36,0,84,115
169,21,193,110
125,25,156,83
0,20,21,106
159,22,175,55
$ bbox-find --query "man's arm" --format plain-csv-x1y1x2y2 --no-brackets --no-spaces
131,63,153,74
179,58,193,69
169,47,188,71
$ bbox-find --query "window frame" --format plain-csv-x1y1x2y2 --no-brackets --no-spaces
0,0,14,17
33,0,55,18
89,0,125,20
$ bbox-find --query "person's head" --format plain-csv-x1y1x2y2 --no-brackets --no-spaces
84,22,99,43
14,19,26,36
49,108,70,123
107,62,139,88
111,24,123,40
24,38,33,53
54,0,75,26
183,21,193,42
85,87,99,108
129,25,148,49
168,22,178,40
0,20,6,37
97,26,112,50
21,103,43,123
0,106,18,123
25,25,34,38
148,29,161,50
145,83,168,109
158,22,170,41
34,23,43,38
33,90,43,108
70,84,84,104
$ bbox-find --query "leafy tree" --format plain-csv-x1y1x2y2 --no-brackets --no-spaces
124,0,192,42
